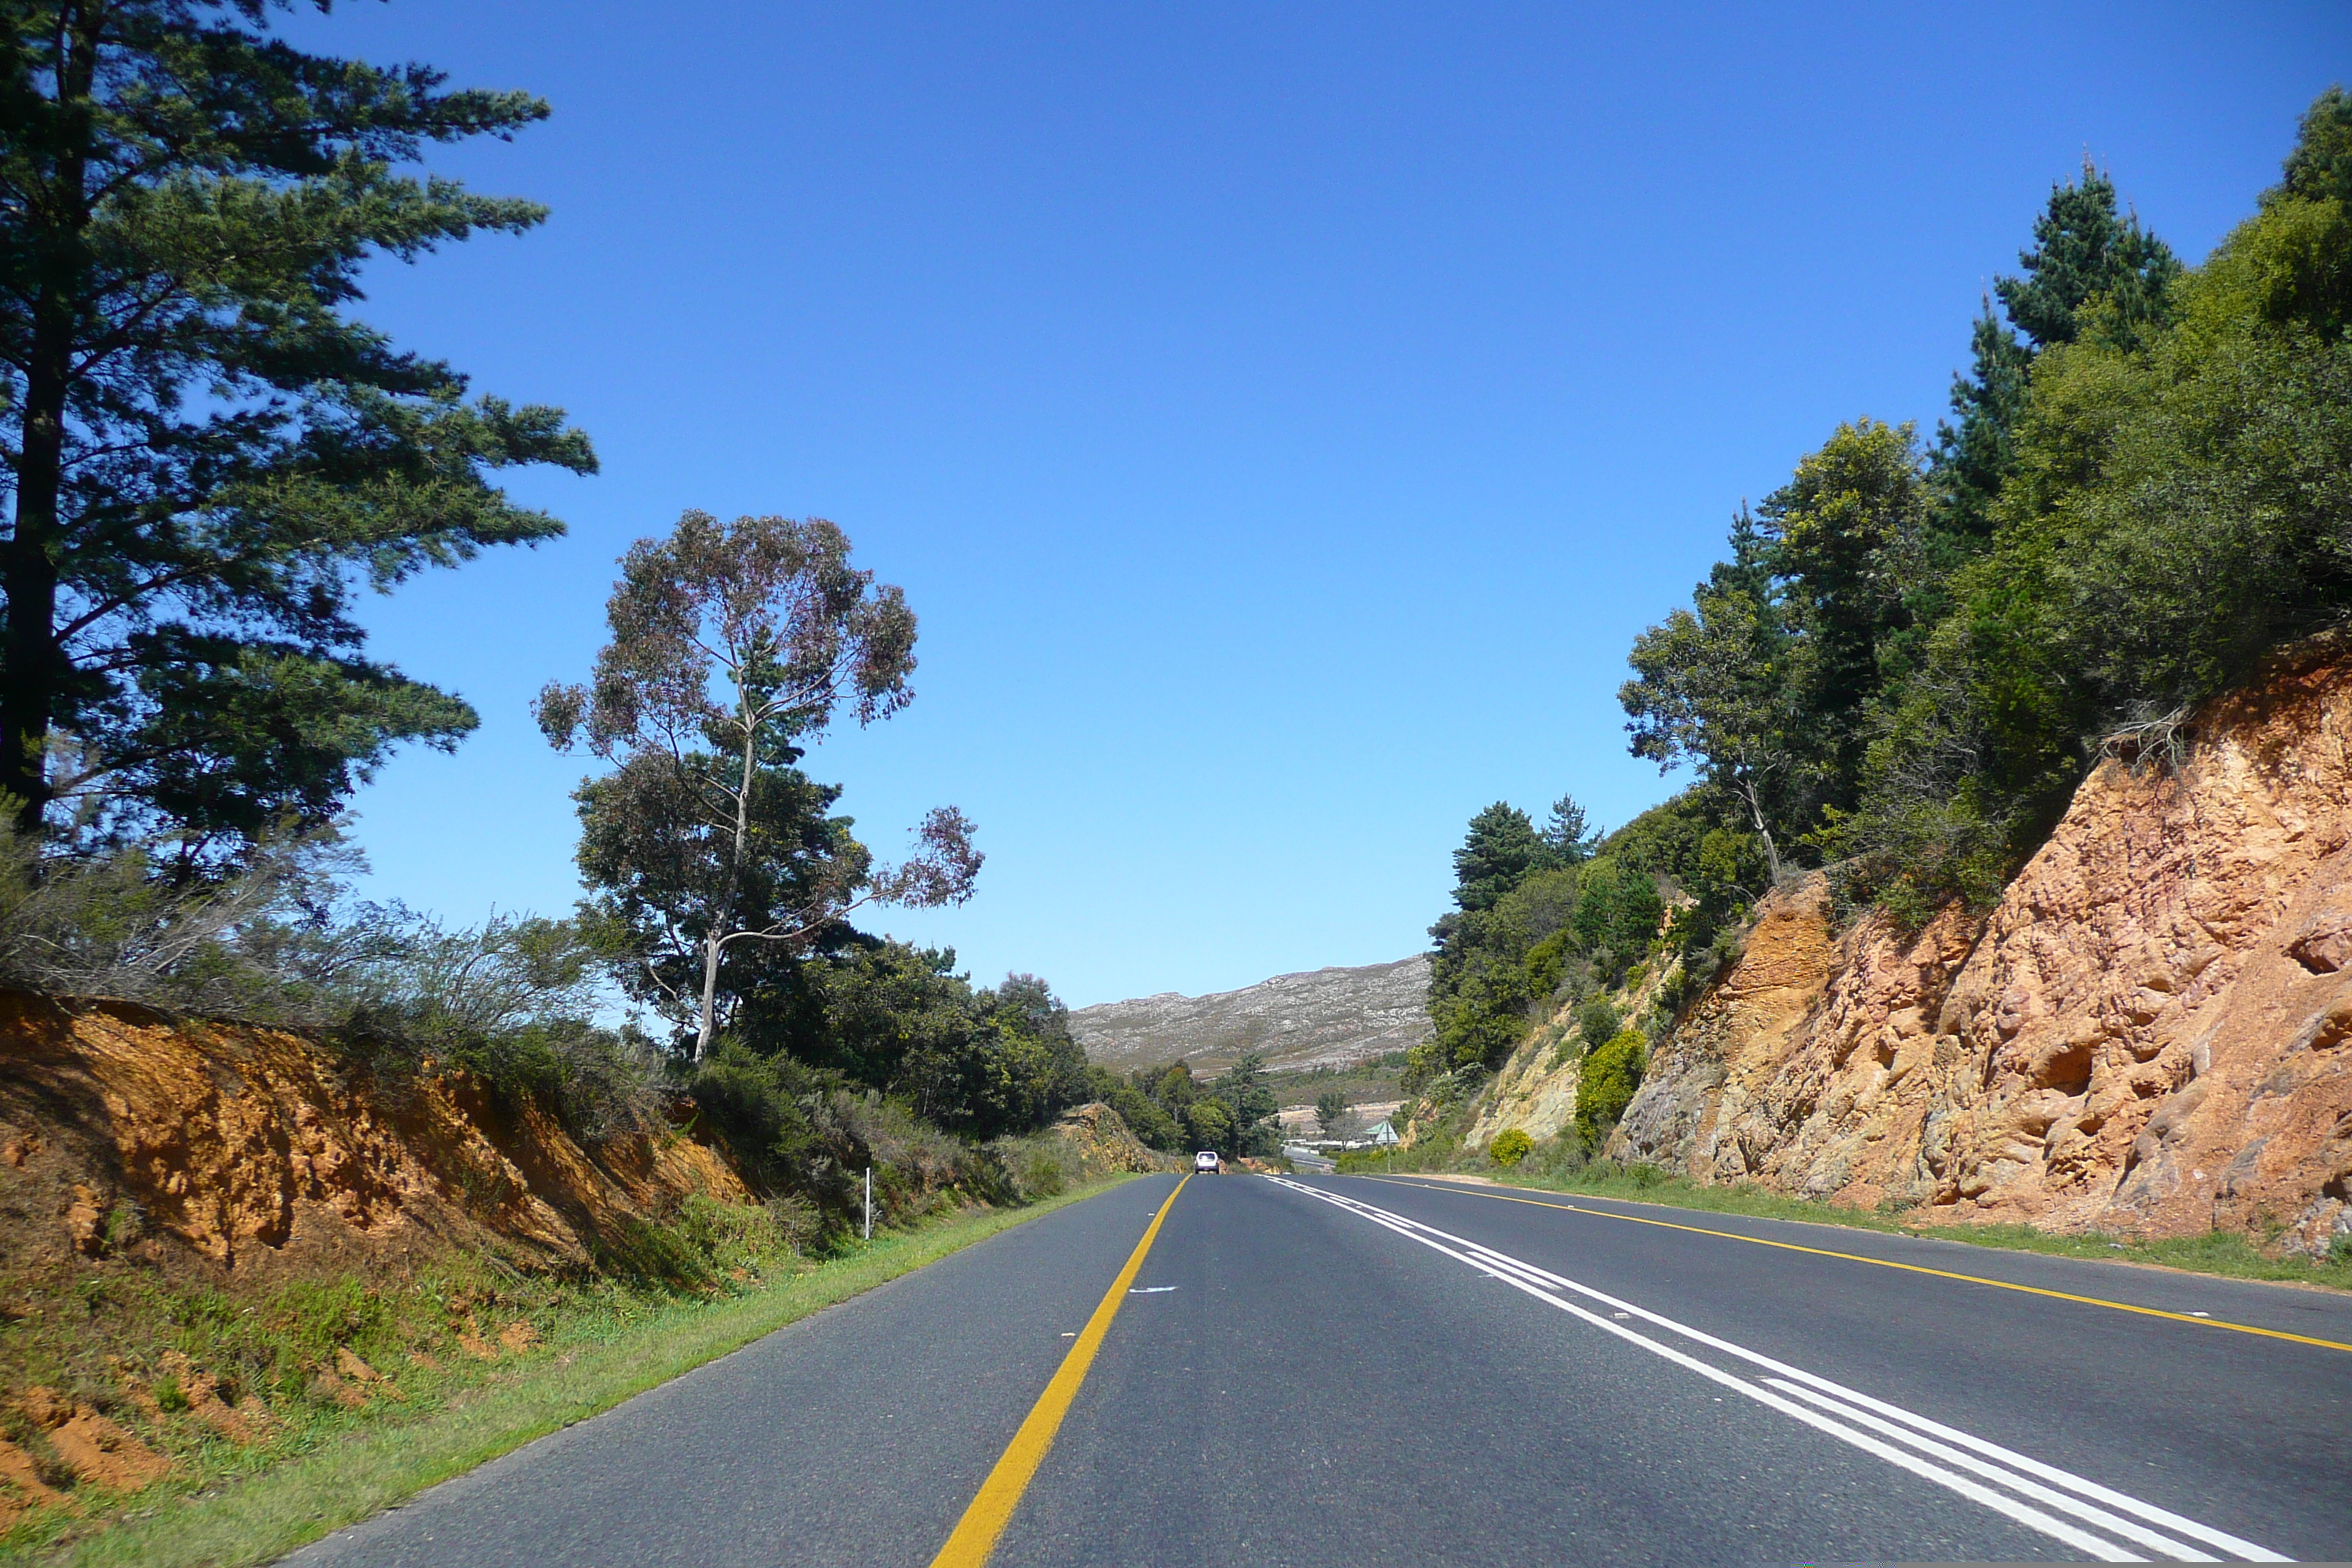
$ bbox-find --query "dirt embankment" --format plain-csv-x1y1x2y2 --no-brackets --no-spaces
0,992,749,1284
1608,641,2352,1253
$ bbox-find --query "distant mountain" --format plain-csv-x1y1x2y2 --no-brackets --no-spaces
1070,956,1432,1076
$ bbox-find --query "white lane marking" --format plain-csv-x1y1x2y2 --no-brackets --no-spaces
1303,1188,2286,1563
1264,1177,2288,1564
1129,1286,1177,1294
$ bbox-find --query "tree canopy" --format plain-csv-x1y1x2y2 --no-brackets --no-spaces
0,0,594,863
539,511,979,1060
1619,92,2352,921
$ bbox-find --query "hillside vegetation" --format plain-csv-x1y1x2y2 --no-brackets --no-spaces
1397,92,2352,1257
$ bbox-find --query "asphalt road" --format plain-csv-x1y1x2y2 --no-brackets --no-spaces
291,1172,2352,1567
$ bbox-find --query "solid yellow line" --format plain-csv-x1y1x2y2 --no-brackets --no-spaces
928,1175,1190,1568
1360,1175,2352,1355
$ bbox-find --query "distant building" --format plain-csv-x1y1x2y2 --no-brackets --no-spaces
1362,1118,1401,1147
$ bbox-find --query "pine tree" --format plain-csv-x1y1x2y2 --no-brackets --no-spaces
0,0,595,863
1930,160,2180,546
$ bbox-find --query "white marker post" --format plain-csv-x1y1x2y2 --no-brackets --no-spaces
863,1166,872,1243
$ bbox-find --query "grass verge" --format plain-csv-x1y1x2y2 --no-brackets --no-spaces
1356,1161,2352,1293
24,1175,1137,1568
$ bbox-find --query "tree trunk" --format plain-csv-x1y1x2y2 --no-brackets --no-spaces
1739,774,1784,888
693,929,723,1063
2,26,94,840
691,706,764,1063
1,296,73,837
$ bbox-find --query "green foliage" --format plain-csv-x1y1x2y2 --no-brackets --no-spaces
1417,787,1728,1088
1573,995,1621,1053
685,1034,1076,1242
1488,1128,1534,1167
1183,1096,1235,1153
1623,95,2352,918
1450,802,1550,913
1573,1028,1647,1146
1100,1079,1183,1150
540,510,977,1060
1314,1088,1349,1135
0,0,597,856
1105,1052,1278,1157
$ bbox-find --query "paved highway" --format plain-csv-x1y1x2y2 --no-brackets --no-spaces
293,1172,2352,1566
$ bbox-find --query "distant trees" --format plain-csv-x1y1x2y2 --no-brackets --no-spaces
1093,1054,1280,1157
538,512,979,1060
0,0,594,864
1314,1089,1349,1137
1414,790,1723,1089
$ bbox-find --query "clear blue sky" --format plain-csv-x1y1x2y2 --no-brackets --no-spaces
305,0,2348,1007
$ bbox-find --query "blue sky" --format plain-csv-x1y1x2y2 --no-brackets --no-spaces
304,1,2348,1007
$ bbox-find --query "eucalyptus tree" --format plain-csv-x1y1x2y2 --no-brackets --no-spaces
536,510,980,1061
0,0,593,862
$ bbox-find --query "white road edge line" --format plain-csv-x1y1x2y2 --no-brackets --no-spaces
1418,1208,2288,1564
1266,1177,2288,1565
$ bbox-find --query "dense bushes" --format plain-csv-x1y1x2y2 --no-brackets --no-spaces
0,826,1104,1244
1621,92,2352,917
1574,1029,1648,1146
1408,789,1760,1093
1100,1056,1281,1158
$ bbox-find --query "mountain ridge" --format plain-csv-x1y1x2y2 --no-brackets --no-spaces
1071,955,1432,1076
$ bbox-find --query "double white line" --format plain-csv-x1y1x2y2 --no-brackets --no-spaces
1267,1177,2287,1564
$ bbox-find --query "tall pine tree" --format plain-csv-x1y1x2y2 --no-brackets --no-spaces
1931,160,2180,542
0,0,595,866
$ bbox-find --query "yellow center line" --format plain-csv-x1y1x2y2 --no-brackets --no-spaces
928,1175,1190,1568
1359,1175,2352,1355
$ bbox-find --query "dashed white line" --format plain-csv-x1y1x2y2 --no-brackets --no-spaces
1264,1176,2287,1564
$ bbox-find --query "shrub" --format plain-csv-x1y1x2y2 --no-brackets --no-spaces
1573,995,1621,1054
1573,1028,1648,1146
1489,1128,1534,1167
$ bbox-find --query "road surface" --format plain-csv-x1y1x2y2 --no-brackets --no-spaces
291,1172,2352,1566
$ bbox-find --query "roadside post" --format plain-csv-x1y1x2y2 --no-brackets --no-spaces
864,1166,872,1243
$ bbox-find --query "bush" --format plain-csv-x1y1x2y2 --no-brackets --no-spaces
1489,1128,1534,1167
1574,995,1621,1052
1573,1028,1648,1146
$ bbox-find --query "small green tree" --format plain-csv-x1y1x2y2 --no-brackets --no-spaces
1574,995,1621,1052
1489,1128,1533,1167
1313,1088,1349,1137
1450,803,1549,913
1573,1028,1648,1147
538,511,979,1060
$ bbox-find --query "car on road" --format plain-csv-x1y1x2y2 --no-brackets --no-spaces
1193,1150,1222,1174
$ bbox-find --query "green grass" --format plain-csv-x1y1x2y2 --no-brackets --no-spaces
12,1176,1137,1568
1354,1159,2352,1293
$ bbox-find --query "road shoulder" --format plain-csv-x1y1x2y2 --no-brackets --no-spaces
58,1177,1139,1568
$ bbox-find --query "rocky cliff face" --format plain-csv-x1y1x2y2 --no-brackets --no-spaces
0,993,749,1279
1606,639,2352,1253
1071,955,1432,1074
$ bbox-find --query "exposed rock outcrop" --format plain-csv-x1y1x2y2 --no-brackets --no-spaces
1049,1101,1177,1175
0,992,750,1280
1606,639,2352,1252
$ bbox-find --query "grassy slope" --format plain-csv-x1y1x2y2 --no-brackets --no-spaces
1348,1156,2352,1293
24,1177,1137,1568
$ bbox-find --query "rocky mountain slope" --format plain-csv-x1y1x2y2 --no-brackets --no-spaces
1475,636,2352,1252
1071,956,1432,1074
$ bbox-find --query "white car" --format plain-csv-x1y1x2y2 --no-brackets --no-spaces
1194,1150,1222,1174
